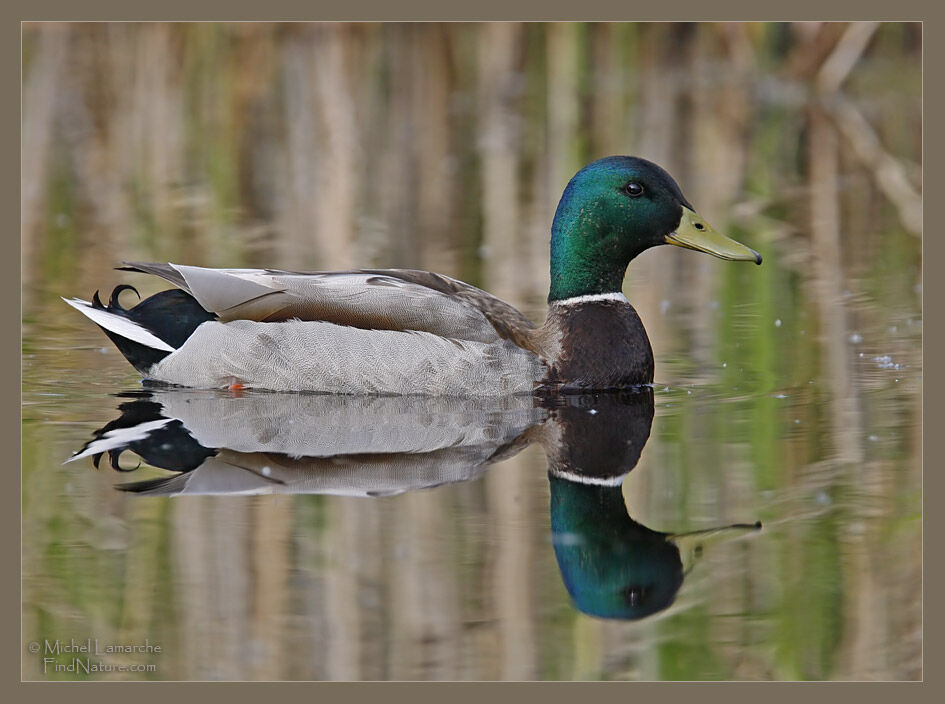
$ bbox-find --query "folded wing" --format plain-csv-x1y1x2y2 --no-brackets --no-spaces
121,262,537,347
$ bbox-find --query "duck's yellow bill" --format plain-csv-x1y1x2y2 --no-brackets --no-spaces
666,206,762,265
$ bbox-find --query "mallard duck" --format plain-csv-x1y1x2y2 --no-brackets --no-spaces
64,156,761,394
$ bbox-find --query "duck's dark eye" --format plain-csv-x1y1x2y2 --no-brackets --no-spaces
623,585,649,607
694,222,705,231
624,182,644,198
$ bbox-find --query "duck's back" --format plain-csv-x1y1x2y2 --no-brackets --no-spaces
123,263,536,344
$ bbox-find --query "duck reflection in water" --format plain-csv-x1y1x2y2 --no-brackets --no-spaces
538,392,760,619
70,387,760,620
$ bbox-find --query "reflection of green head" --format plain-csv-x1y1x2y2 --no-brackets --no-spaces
549,475,683,620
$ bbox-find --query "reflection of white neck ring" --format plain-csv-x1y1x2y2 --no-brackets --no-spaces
549,468,628,486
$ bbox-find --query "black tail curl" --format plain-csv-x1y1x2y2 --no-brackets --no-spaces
94,284,142,311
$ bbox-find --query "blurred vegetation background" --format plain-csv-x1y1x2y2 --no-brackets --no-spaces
22,22,921,680
21,22,921,305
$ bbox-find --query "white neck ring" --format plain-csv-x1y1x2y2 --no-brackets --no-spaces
552,292,629,307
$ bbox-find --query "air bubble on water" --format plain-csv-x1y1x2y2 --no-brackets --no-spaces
873,355,896,369
588,409,598,415
262,466,271,477
775,319,782,327
848,332,862,344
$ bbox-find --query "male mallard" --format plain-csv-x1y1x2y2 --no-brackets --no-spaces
64,156,761,394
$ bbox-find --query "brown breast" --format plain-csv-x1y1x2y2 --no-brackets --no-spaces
533,299,654,392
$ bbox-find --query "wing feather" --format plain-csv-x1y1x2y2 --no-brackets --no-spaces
120,262,538,346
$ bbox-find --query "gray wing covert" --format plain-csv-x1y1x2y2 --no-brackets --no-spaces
120,262,528,344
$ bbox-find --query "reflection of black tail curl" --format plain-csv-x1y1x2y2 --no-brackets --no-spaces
89,284,215,373
75,395,215,475
96,449,141,472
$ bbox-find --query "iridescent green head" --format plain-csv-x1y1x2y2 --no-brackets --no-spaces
548,156,761,302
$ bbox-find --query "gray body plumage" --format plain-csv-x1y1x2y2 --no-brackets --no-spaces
150,319,543,395
72,390,546,497
150,391,544,456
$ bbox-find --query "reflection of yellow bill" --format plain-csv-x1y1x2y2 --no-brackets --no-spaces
669,521,763,574
666,206,762,265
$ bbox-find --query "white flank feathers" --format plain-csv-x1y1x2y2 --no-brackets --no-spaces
61,297,176,352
